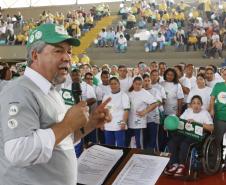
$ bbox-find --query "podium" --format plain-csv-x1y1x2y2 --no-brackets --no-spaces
77,144,169,185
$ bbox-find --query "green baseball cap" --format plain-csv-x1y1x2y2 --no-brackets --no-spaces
26,23,80,48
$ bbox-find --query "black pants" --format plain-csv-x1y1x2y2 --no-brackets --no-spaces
213,119,226,145
209,48,223,58
168,133,196,165
126,21,135,29
97,128,105,144
158,124,169,152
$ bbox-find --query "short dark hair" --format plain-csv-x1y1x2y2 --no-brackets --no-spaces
0,66,10,80
118,65,127,70
151,61,157,65
150,69,158,75
84,64,92,69
137,61,145,67
92,65,99,69
209,64,217,73
101,70,110,77
84,72,93,79
198,66,205,72
190,95,203,105
163,68,178,84
109,76,119,83
197,73,205,80
71,68,80,73
142,73,150,79
129,76,143,92
159,62,166,66
205,67,214,73
186,64,194,68
79,64,84,69
174,65,183,73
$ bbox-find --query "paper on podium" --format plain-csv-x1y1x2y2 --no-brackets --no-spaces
77,145,123,185
112,154,169,185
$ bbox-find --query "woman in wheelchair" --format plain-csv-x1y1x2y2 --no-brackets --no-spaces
164,95,214,177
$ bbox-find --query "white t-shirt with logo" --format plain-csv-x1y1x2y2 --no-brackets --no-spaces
128,89,157,129
179,76,191,102
95,84,111,101
146,88,161,124
186,86,212,110
152,83,167,100
81,82,97,112
152,83,166,112
161,81,184,115
80,81,96,100
187,76,197,90
119,76,133,93
103,91,130,131
180,108,213,125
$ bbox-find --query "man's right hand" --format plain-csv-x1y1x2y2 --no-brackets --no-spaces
63,101,89,132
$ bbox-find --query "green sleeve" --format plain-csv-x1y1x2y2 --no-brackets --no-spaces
93,77,99,86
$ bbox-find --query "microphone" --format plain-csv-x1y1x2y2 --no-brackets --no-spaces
71,82,82,104
71,82,85,134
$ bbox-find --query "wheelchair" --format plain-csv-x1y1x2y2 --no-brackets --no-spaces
184,134,222,180
163,117,225,180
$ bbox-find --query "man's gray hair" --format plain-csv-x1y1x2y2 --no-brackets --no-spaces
26,41,47,67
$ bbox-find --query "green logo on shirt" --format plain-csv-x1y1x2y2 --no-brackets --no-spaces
61,88,74,106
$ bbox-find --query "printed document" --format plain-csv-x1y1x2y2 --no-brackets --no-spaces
112,154,169,185
77,145,123,185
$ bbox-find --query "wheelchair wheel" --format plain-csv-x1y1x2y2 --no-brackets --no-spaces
186,147,200,181
201,135,222,175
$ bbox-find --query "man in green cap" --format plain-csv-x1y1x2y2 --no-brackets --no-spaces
0,23,111,185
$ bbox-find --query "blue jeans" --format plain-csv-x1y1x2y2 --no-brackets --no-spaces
126,128,142,148
104,130,125,147
145,43,157,52
84,129,97,144
98,38,106,47
158,41,164,51
106,37,115,46
143,122,159,150
117,44,127,53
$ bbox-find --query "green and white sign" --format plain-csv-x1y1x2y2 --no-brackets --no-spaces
177,119,204,141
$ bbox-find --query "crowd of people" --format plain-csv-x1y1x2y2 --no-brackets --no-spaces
1,58,226,176
95,21,129,53
0,1,226,180
117,0,226,58
0,3,110,46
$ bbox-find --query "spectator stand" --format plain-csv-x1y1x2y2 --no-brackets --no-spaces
116,0,225,56
0,3,111,47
